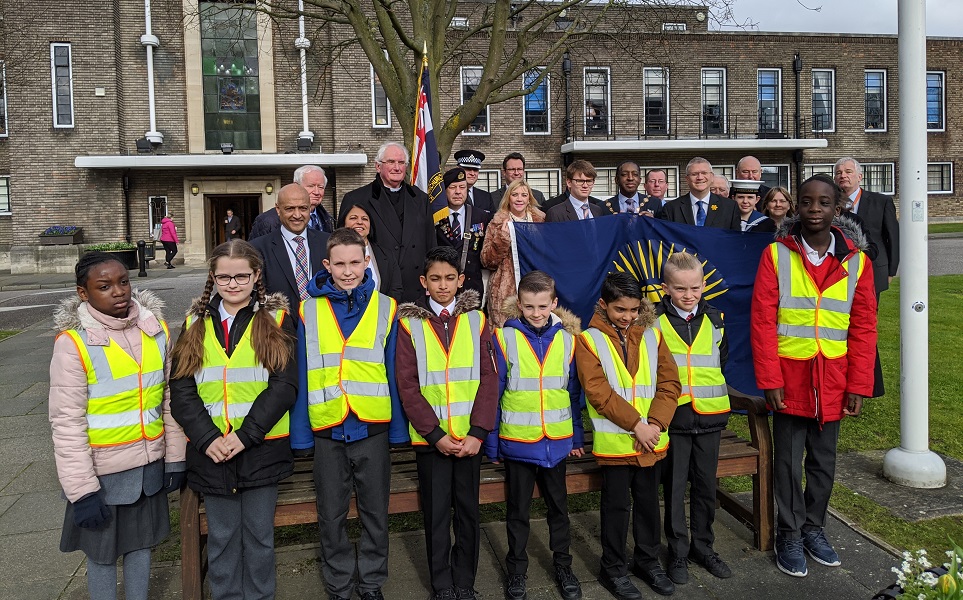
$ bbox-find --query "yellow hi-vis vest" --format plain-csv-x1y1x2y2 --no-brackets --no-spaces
772,243,865,360
62,322,168,448
495,327,574,442
187,311,289,439
302,293,397,430
654,313,730,415
580,327,669,457
400,310,484,445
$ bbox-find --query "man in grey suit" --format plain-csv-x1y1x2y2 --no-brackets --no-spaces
660,157,742,230
490,152,546,208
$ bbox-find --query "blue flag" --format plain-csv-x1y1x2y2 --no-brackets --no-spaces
511,215,773,395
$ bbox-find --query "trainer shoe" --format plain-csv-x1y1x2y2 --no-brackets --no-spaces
691,552,732,579
666,556,689,585
554,565,582,600
598,571,643,600
803,528,842,567
775,537,809,577
505,573,527,600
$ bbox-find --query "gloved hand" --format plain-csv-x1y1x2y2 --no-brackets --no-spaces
163,471,186,494
72,493,111,529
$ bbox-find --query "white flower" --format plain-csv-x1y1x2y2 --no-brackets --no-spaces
917,594,925,600
919,556,932,569
904,551,913,561
897,572,907,585
919,572,938,586
947,550,955,558
918,549,928,556
902,561,913,573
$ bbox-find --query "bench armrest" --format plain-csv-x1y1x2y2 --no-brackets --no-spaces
727,385,772,456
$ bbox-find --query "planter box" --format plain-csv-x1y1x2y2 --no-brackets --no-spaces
39,230,83,245
106,250,138,270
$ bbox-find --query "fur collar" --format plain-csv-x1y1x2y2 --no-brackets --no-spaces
592,295,656,330
186,291,290,320
53,289,166,339
396,289,481,321
775,213,869,252
499,295,582,336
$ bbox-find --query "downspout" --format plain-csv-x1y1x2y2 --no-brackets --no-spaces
123,172,132,243
793,52,802,191
140,0,163,144
295,0,315,147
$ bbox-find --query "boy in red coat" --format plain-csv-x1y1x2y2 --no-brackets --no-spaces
751,174,877,578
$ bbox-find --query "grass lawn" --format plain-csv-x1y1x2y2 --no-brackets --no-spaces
0,331,17,342
928,222,963,234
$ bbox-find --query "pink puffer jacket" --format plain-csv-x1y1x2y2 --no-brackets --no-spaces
48,290,186,502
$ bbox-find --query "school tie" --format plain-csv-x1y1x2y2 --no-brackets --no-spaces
686,313,694,322
450,212,462,241
293,235,309,300
581,203,590,220
696,201,707,227
309,212,322,232
439,308,450,321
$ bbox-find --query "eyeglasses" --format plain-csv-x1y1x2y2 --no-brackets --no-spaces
505,167,525,172
570,178,595,186
214,273,253,286
379,159,407,167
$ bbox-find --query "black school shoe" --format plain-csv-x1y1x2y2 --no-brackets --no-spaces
598,571,643,600
666,556,689,585
454,586,479,600
690,552,733,579
360,591,385,600
554,565,582,600
631,565,675,596
505,573,527,600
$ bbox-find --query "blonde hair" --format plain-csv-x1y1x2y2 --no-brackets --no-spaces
171,239,293,379
499,179,539,214
663,251,704,282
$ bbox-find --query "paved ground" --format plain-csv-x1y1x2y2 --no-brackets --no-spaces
2,240,960,599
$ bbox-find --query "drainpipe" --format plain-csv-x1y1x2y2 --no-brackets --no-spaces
295,0,315,148
793,52,802,190
140,0,163,144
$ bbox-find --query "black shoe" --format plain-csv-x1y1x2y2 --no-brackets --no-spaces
690,552,732,579
667,556,689,585
632,565,675,596
166,263,175,269
361,591,385,600
505,573,527,600
454,586,479,600
328,595,350,600
433,588,456,600
598,571,643,600
554,565,582,600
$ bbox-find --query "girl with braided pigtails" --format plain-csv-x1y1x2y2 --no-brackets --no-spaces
169,239,298,600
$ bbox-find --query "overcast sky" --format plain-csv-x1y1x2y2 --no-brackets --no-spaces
717,0,963,37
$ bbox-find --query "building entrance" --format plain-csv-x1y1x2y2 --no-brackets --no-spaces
207,194,262,249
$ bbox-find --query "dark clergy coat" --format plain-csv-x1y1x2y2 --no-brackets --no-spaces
434,204,491,298
659,193,742,230
339,177,436,303
250,227,329,313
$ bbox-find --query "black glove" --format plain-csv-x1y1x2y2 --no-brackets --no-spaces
163,472,186,494
72,493,111,530
292,447,315,459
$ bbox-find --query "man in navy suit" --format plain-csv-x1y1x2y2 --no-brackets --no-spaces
659,157,741,230
545,160,612,221
434,167,490,297
641,168,671,216
250,184,330,315
453,149,496,218
608,161,661,215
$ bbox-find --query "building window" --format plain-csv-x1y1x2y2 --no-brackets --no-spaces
812,69,835,132
50,43,74,128
200,2,262,150
641,166,680,199
757,69,781,134
643,67,669,135
523,68,550,134
803,164,834,179
701,68,726,135
370,64,391,128
762,164,791,191
864,69,886,132
927,71,945,131
712,166,734,181
0,176,9,213
461,66,489,134
475,170,501,192
594,168,617,198
862,163,895,194
149,196,168,237
662,23,687,32
584,67,610,136
0,62,7,136
526,169,562,198
928,162,953,194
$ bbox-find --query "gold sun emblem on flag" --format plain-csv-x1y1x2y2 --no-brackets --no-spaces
611,240,729,304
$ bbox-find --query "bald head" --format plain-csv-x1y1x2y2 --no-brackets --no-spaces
276,183,311,234
736,156,762,181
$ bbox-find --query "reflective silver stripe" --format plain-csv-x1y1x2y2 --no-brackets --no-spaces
86,405,161,429
689,384,729,397
79,328,167,398
777,324,848,341
466,312,482,379
196,366,225,384
343,346,385,363
203,401,225,419
342,381,389,396
641,328,659,391
509,376,567,391
585,329,632,400
590,418,633,435
141,369,165,388
431,401,474,420
226,366,268,383
302,300,324,370
776,243,859,314
503,328,572,391
502,407,571,427
228,402,254,420
306,352,342,371
307,389,337,406
409,319,429,386
634,383,656,398
682,355,718,368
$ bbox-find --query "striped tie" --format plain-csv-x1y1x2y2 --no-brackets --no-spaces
293,235,309,300
581,203,590,220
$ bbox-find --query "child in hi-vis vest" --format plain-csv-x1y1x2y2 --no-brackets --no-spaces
575,272,680,600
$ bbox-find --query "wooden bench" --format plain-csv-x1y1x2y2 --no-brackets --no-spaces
180,392,772,599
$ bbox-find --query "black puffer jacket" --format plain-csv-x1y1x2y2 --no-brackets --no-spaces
654,296,730,434
169,293,298,495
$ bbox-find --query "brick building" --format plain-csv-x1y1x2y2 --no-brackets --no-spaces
0,2,960,271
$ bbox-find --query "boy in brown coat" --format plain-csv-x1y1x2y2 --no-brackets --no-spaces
576,272,681,600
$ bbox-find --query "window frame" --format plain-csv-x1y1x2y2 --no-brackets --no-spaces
148,196,168,237
475,170,501,192
640,166,680,199
0,176,9,214
525,168,563,198
522,67,551,136
803,164,835,180
583,66,611,136
643,67,670,135
864,69,887,132
50,43,75,129
701,67,727,135
757,68,782,134
460,65,490,136
761,163,792,193
811,68,836,133
926,71,946,132
0,62,7,137
370,63,392,129
927,162,954,195
862,162,895,195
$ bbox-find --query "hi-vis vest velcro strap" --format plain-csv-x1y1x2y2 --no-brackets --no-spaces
654,314,730,415
301,293,396,430
772,243,864,360
580,326,669,457
188,311,290,439
495,327,574,442
402,311,483,444
65,322,168,448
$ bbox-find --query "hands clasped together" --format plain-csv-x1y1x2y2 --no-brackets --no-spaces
205,432,247,463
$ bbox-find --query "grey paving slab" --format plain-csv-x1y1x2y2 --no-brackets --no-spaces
0,528,85,584
1,459,61,495
0,493,18,518
0,462,28,493
0,577,71,600
0,395,44,418
0,414,51,439
0,382,33,402
0,434,54,467
0,490,67,534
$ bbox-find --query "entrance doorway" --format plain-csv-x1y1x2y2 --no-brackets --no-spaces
207,194,262,249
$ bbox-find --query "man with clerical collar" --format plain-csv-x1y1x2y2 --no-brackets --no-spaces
433,167,489,297
660,157,741,230
453,149,496,217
